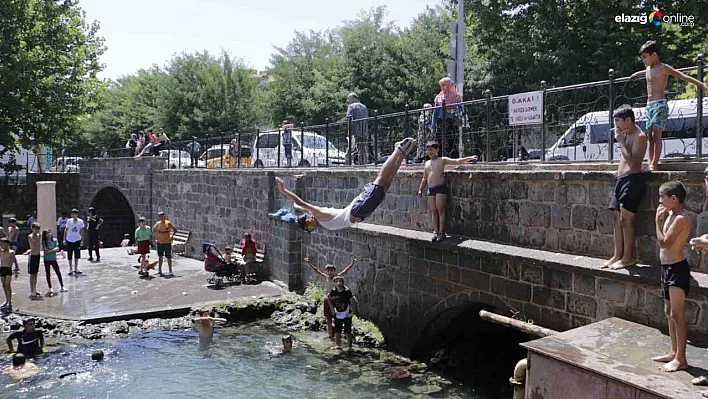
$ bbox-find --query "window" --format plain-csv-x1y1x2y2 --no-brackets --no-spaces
256,133,279,149
558,126,586,147
590,124,611,144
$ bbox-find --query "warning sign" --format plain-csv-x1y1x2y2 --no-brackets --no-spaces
508,91,543,126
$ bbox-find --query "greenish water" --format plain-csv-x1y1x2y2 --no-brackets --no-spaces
0,323,482,399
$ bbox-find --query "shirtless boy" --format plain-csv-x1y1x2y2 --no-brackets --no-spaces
26,223,41,299
650,181,691,372
2,354,38,380
689,168,708,394
0,237,19,311
193,309,226,340
305,254,356,339
418,141,478,242
6,218,19,251
278,138,417,232
603,105,648,270
630,40,708,170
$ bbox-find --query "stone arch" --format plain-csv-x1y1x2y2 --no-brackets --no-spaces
89,185,137,247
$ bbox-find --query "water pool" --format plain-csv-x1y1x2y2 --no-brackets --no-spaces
1,323,482,399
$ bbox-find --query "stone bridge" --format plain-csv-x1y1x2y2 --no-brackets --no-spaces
67,158,708,356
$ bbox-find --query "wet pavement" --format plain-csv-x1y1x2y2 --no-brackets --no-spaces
523,317,708,398
7,247,288,321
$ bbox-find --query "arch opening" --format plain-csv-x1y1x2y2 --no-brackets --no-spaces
89,187,136,247
411,303,530,397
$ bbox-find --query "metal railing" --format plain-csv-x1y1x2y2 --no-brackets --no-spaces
44,54,707,170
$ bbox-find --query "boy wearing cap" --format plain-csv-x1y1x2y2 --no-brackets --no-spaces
63,209,85,275
152,212,177,277
0,237,19,311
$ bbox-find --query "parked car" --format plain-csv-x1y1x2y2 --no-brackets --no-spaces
252,131,346,168
160,150,192,169
200,141,252,168
51,157,83,173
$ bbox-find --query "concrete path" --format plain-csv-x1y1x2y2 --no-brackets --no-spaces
7,247,288,321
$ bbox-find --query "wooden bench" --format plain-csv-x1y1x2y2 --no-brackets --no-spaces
172,231,191,256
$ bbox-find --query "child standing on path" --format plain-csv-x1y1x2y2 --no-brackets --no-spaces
26,223,41,299
603,106,648,270
240,233,257,283
152,212,177,277
41,230,65,295
651,181,691,372
327,276,359,350
135,217,152,276
630,40,708,170
418,141,478,242
7,218,19,251
305,254,356,339
63,209,85,276
0,237,19,311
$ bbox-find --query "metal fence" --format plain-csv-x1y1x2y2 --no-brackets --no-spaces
38,54,708,171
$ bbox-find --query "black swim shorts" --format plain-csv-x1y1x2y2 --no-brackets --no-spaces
0,267,12,277
427,182,448,196
66,241,81,260
28,255,40,275
334,317,352,334
609,172,647,214
350,183,386,220
661,259,691,300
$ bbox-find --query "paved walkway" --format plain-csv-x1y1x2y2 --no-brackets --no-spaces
8,247,287,321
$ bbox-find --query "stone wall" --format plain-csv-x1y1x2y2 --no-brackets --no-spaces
0,173,79,220
300,168,708,271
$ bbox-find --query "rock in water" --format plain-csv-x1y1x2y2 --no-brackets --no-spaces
383,366,411,380
409,384,443,395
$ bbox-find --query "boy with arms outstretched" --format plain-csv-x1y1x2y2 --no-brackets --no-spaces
0,237,19,311
305,254,356,339
417,141,478,242
630,40,708,170
277,138,417,232
651,181,691,372
603,105,648,270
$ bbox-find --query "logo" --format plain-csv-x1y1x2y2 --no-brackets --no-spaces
648,10,663,26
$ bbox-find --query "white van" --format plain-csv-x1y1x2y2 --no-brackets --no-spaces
546,98,708,161
252,131,346,167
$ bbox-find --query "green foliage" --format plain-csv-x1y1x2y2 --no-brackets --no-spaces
303,280,326,304
0,0,105,161
354,316,385,344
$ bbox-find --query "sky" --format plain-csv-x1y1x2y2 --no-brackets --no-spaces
79,0,438,80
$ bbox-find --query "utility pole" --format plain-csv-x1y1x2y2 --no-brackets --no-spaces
446,0,466,96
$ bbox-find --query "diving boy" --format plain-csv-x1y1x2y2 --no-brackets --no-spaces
650,181,691,372
328,276,359,350
305,254,356,339
6,318,44,357
0,237,19,311
278,138,417,232
603,105,648,270
193,309,226,340
630,40,708,170
418,141,478,242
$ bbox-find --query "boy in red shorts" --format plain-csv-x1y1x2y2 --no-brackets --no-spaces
134,217,152,276
305,254,356,339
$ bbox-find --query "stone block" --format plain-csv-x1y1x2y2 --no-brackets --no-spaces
522,302,542,324
459,255,480,270
442,251,459,266
424,247,442,263
555,184,568,205
436,280,455,299
567,293,597,317
410,273,436,295
498,202,520,224
596,208,615,235
410,257,429,276
570,315,594,329
532,286,566,310
429,262,447,281
374,270,394,291
393,269,409,295
573,274,596,295
544,269,573,291
520,203,551,227
540,307,571,331
684,184,705,214
645,293,665,318
507,263,520,281
597,279,627,302
700,304,708,330
490,183,509,200
480,202,497,222
551,206,571,229
460,269,490,291
567,184,587,204
448,266,461,284
519,227,547,248
574,231,592,254
529,183,555,202
544,229,559,250
520,264,544,285
481,257,506,277
590,234,614,258
571,205,597,231
490,277,532,302
510,181,528,199
685,300,700,325
626,286,645,309
473,180,490,198
589,182,613,206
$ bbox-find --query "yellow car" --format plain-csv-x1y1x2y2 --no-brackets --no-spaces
202,141,252,168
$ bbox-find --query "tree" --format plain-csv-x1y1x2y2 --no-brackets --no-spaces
0,0,105,169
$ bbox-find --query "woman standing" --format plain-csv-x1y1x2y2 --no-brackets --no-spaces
432,77,463,158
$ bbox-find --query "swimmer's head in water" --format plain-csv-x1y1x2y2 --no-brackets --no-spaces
282,335,293,350
296,214,319,233
91,350,104,361
23,318,36,331
12,353,26,367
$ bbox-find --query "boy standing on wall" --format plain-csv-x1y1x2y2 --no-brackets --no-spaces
650,181,691,372
630,40,708,170
417,141,478,242
305,254,356,339
602,105,648,270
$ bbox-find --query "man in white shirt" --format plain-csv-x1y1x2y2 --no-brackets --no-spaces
63,209,85,275
277,137,417,232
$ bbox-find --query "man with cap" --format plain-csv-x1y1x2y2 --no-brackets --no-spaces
63,208,85,275
86,207,103,262
186,137,201,168
152,212,177,277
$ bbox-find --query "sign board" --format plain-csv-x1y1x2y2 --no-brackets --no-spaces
508,91,543,126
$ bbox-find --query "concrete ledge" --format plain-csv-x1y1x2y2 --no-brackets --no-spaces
353,223,708,295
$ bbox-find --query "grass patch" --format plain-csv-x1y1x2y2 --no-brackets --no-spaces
303,280,325,304
354,316,385,345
